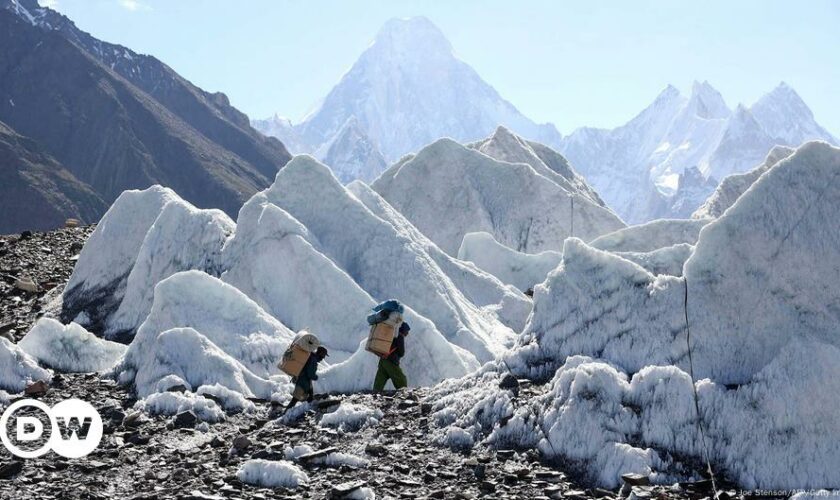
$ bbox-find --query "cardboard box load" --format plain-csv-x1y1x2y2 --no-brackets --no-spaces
279,331,321,377
279,344,310,377
366,312,402,357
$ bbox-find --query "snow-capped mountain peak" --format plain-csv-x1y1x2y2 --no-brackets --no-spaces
685,80,730,119
269,113,293,128
759,81,811,113
251,113,307,154
730,103,763,130
318,115,387,184
370,16,453,60
4,0,53,27
750,82,838,146
560,81,837,222
255,16,562,183
631,84,686,133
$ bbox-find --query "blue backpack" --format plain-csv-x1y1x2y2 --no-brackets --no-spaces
367,299,404,325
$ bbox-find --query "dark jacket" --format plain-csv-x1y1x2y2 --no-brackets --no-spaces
295,355,319,393
386,333,406,366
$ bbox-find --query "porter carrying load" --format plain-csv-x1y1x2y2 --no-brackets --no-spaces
366,299,404,357
279,331,321,377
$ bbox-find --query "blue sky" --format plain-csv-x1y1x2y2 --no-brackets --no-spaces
46,0,839,135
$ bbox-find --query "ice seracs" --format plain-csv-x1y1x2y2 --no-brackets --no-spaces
127,326,280,401
373,136,624,256
58,159,491,403
458,232,563,293
256,154,516,362
221,195,481,383
468,126,605,207
115,270,295,389
62,186,180,333
684,141,840,383
0,337,52,393
19,318,126,373
692,145,795,219
221,200,375,362
347,180,531,333
457,230,692,293
589,218,709,253
61,187,235,342
508,237,687,380
107,198,235,340
428,141,840,489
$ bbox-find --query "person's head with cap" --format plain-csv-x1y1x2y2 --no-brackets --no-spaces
399,322,411,336
316,346,329,361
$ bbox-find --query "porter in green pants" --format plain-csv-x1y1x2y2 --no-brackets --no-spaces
373,322,410,390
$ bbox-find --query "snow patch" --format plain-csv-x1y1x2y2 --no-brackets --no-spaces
319,403,383,432
133,391,226,422
237,459,309,489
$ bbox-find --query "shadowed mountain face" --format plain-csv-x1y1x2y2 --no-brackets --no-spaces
0,121,106,233
0,0,292,230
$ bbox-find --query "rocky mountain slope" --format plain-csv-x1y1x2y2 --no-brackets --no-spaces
0,0,291,229
0,225,94,343
0,122,106,233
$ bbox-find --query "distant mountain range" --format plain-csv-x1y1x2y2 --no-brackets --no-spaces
0,0,291,233
3,3,836,232
253,16,562,183
558,81,838,223
256,17,836,225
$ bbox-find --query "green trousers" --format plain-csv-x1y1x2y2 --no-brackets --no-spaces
373,358,407,391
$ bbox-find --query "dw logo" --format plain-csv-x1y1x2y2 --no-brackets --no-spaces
0,399,103,459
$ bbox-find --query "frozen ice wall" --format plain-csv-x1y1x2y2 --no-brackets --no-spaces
62,186,180,332
429,142,840,489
